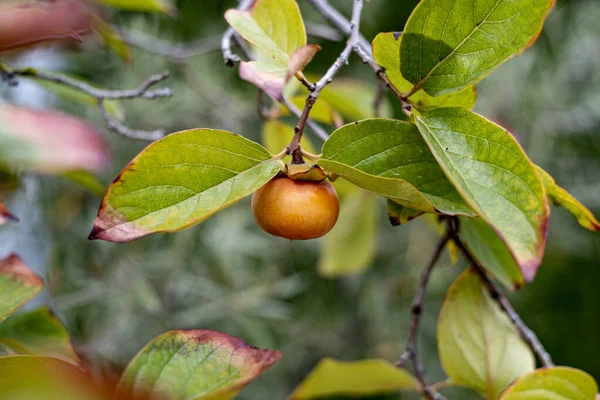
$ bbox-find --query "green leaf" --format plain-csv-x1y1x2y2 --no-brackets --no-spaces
0,356,102,400
24,73,124,121
94,0,175,15
319,119,475,216
118,330,282,400
372,32,477,110
400,0,555,96
499,367,599,400
319,191,378,277
285,96,342,126
416,108,548,281
0,308,79,363
0,254,44,323
90,129,281,242
459,216,524,291
438,269,535,400
262,120,317,157
225,0,316,100
318,79,392,121
289,358,417,399
63,171,106,197
537,166,600,232
93,17,132,62
386,199,424,226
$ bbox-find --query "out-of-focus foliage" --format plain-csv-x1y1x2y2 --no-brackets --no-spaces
1,1,599,399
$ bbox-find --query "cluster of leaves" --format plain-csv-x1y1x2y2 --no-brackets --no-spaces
2,0,600,399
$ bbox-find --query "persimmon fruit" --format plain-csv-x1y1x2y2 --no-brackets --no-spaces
251,177,340,240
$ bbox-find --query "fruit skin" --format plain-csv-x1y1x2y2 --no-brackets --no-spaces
252,177,340,240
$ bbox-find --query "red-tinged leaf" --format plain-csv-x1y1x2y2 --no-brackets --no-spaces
0,0,95,53
0,254,44,322
0,105,110,173
118,330,282,400
239,61,286,101
0,201,18,225
285,44,321,82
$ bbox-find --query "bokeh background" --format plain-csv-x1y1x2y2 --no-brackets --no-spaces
1,0,599,399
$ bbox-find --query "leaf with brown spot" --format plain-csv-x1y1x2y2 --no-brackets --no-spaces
0,254,44,323
118,330,282,400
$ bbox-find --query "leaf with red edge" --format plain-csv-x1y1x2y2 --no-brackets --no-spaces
0,201,18,225
0,105,110,173
118,330,282,400
0,254,44,323
0,0,95,53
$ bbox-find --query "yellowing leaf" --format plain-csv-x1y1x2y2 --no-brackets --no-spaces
283,96,342,126
438,269,535,399
289,358,417,399
262,120,316,157
401,0,555,96
118,330,282,400
94,0,175,15
0,254,44,323
226,0,316,100
416,108,548,281
319,191,378,277
499,367,598,400
93,17,132,62
0,308,79,363
372,32,477,111
89,129,281,242
537,166,600,232
459,216,524,291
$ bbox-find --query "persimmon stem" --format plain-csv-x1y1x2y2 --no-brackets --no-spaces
450,225,555,369
288,0,364,163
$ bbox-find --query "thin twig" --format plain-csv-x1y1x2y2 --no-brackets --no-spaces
288,0,364,163
305,0,372,56
451,226,555,369
119,28,222,62
2,68,172,140
308,0,412,115
221,0,255,66
397,233,451,400
373,79,386,117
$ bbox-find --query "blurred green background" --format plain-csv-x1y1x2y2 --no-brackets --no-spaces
1,0,599,399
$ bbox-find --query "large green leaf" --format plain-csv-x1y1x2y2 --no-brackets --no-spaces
537,166,600,232
0,254,44,323
319,119,475,216
459,216,523,291
0,308,78,363
118,330,282,400
289,358,417,399
400,0,555,96
94,0,175,15
89,129,281,243
319,190,378,277
0,356,103,400
499,367,598,400
372,32,477,111
225,0,316,100
416,108,548,281
438,269,535,399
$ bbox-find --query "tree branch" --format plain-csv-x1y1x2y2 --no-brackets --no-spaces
1,67,172,141
396,232,451,400
288,0,364,163
451,230,555,368
221,0,255,66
